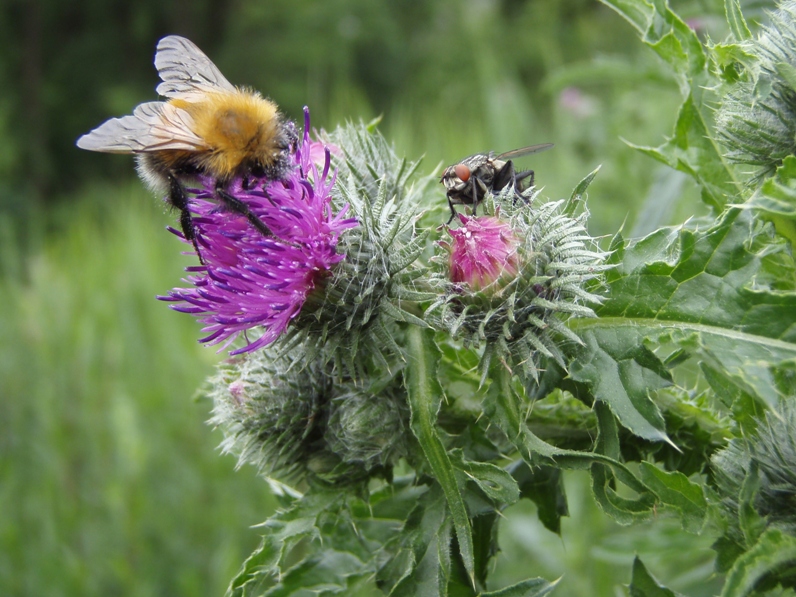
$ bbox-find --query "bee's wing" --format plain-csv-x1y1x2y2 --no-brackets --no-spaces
154,35,236,100
496,143,554,160
77,102,205,153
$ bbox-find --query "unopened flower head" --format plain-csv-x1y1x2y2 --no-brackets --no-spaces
325,386,410,471
279,122,437,375
445,212,520,293
712,399,796,543
160,108,358,354
429,185,609,382
207,346,410,485
716,0,796,181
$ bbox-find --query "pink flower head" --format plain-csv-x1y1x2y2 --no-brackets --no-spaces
159,108,358,354
446,214,520,292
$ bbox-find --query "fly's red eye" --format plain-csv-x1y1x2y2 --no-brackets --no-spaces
454,164,471,182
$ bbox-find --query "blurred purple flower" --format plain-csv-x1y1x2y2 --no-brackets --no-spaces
558,86,596,118
445,213,520,293
160,108,358,354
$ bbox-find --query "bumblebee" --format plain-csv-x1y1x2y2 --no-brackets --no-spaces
440,144,553,223
77,35,296,259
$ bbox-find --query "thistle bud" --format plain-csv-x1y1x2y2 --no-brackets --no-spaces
716,0,796,182
206,347,411,486
445,213,520,293
324,386,410,471
429,187,609,382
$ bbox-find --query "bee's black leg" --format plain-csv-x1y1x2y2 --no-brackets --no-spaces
168,174,205,265
215,181,273,238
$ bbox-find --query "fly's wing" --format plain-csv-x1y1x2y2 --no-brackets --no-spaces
496,143,554,160
76,101,205,153
155,35,236,101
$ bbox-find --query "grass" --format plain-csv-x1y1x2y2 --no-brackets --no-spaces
0,188,277,596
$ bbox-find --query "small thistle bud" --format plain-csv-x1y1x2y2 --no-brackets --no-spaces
712,400,796,537
207,346,411,485
716,0,796,181
429,187,609,382
325,386,410,471
207,349,333,482
445,213,520,293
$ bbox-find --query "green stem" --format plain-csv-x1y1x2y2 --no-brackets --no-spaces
405,325,475,589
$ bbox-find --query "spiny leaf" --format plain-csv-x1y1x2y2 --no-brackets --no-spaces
629,556,685,597
627,94,740,208
480,576,561,597
724,0,751,42
569,328,672,444
638,462,707,533
575,209,796,414
721,529,796,597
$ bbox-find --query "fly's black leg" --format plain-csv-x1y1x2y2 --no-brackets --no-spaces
494,160,528,206
215,181,273,238
446,196,458,224
493,160,516,192
515,169,534,190
168,174,205,265
471,175,479,216
514,169,534,204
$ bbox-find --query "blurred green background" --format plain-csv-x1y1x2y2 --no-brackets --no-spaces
0,0,773,595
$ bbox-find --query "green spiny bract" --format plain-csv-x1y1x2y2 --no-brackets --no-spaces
428,186,609,383
206,347,412,486
207,349,332,483
283,123,437,377
712,399,796,540
716,0,796,182
324,386,410,471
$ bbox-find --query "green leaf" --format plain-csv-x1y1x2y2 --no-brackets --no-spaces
450,450,521,506
724,0,752,42
589,403,656,525
226,494,329,597
601,0,739,208
509,462,569,536
599,0,705,80
743,156,796,245
629,556,685,597
746,156,796,218
575,209,796,413
480,576,560,597
569,328,672,443
485,366,658,524
595,0,654,36
638,462,707,533
405,326,475,587
379,487,454,597
627,94,739,208
722,529,796,597
263,551,370,596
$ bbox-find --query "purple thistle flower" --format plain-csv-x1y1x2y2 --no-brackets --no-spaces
159,108,358,354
